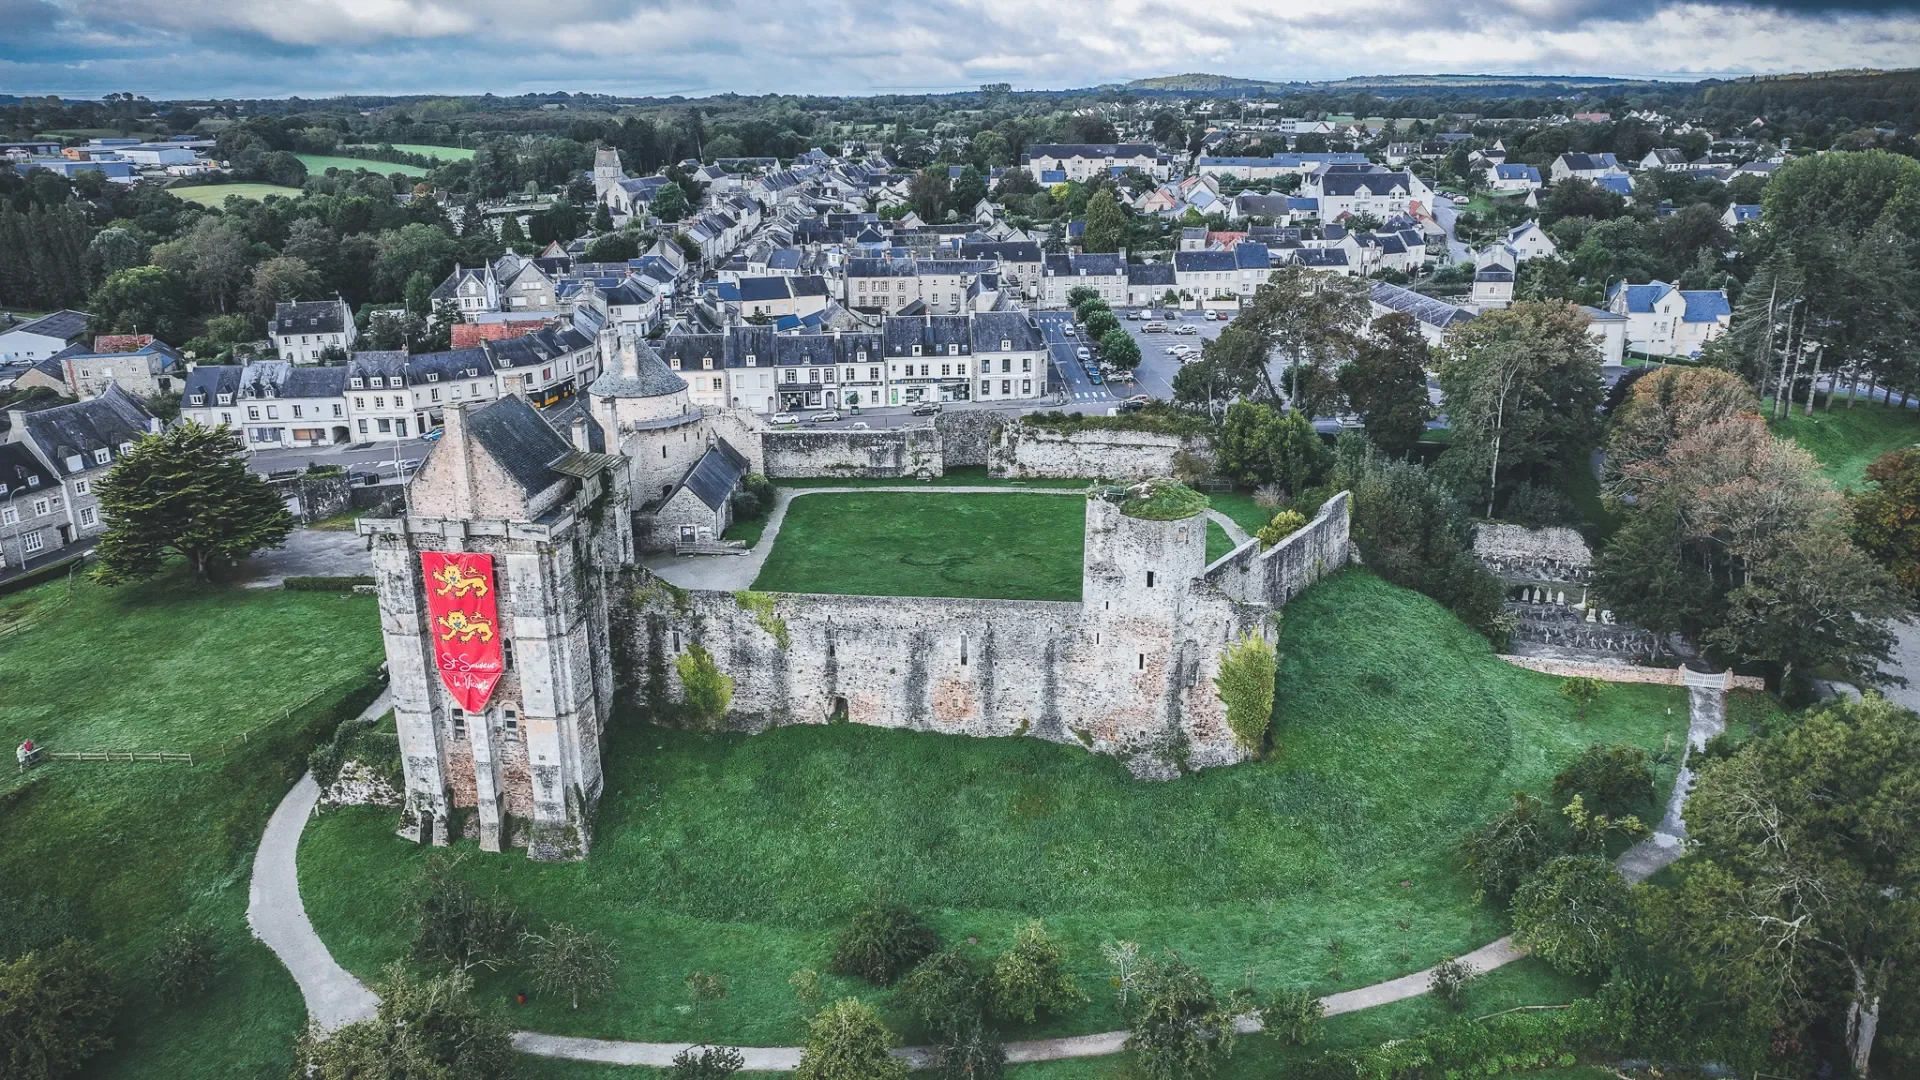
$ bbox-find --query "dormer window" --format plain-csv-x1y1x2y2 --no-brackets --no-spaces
746,354,757,366
426,373,439,382
948,344,959,355
217,394,232,405
350,378,364,389
371,376,385,389
669,357,681,370
857,350,868,361
119,442,132,455
93,449,111,466
1001,339,1012,350
466,368,478,378
912,345,922,356
701,357,713,369
189,394,205,405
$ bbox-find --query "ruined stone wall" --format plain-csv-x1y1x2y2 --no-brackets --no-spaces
988,423,1203,480
934,410,1002,468
760,426,943,478
1203,491,1353,607
269,471,353,523
1473,523,1593,583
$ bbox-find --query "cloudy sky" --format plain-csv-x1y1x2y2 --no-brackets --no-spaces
4,0,1917,99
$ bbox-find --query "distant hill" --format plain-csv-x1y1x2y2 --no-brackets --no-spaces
1119,72,1672,94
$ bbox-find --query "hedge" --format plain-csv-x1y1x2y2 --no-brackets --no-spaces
284,576,376,591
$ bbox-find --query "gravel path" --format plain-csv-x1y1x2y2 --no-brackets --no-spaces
247,689,388,1033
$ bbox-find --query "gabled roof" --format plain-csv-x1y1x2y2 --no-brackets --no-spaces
1128,262,1176,286
969,311,1044,352
464,394,574,497
19,383,153,475
2,309,91,343
1557,152,1620,172
1594,174,1634,195
1370,281,1474,330
270,299,349,336
678,438,750,511
1025,143,1159,161
1681,291,1732,322
1728,204,1763,223
0,442,54,496
1493,163,1541,182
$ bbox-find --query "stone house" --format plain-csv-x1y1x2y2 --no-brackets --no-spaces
652,437,749,545
57,337,183,399
271,299,357,363
4,383,156,553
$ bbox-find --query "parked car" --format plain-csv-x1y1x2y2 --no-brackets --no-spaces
421,428,443,441
1125,393,1152,405
398,459,421,472
848,422,870,430
812,411,841,423
1075,346,1091,361
1127,310,1142,320
1143,322,1167,333
1165,310,1180,319
911,402,942,416
1176,325,1199,335
1336,413,1366,429
771,412,799,425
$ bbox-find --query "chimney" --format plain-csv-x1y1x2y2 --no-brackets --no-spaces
570,415,592,453
619,336,639,379
440,403,476,520
147,416,162,435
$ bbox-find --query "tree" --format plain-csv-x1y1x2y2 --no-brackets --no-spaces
894,950,1004,1080
1850,447,1920,602
1647,695,1920,1075
950,167,989,215
404,854,523,974
375,222,458,300
1082,307,1119,341
1228,265,1370,407
794,998,909,1080
910,168,950,223
1435,301,1605,518
89,265,188,342
989,921,1084,1024
246,255,325,319
830,903,938,986
291,966,515,1080
1552,743,1654,819
1460,792,1553,904
0,941,119,1080
1510,854,1633,976
650,182,691,222
1065,285,1099,310
592,201,614,232
93,421,293,585
1257,988,1322,1046
152,921,218,996
1097,327,1140,371
1605,366,1760,481
1215,401,1327,493
1427,956,1479,1010
403,269,436,316
1124,951,1237,1080
584,232,641,263
523,924,617,1010
1082,190,1128,254
1558,676,1606,723
150,216,255,315
1338,313,1429,458
84,227,145,284
1213,632,1276,756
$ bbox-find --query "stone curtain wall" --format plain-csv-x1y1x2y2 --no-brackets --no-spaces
761,426,944,478
934,410,1001,468
1203,491,1353,607
989,425,1200,480
1496,654,1766,691
268,471,353,523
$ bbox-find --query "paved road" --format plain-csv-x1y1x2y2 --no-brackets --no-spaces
1431,193,1473,264
1033,310,1121,411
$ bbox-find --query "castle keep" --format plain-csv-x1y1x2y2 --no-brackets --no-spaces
361,336,1351,858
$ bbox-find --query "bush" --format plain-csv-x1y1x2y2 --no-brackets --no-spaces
1256,509,1307,549
1260,987,1323,1046
1460,792,1554,904
794,998,909,1080
1552,743,1655,819
829,903,939,986
1020,407,1213,439
292,966,514,1080
0,940,119,1080
668,1045,745,1078
1118,479,1209,521
153,921,217,996
308,715,401,791
1511,855,1633,976
283,575,375,591
676,643,735,725
896,949,988,1038
404,855,523,973
524,924,618,1011
1214,632,1277,755
988,921,1084,1024
1427,956,1478,1010
1125,951,1237,1080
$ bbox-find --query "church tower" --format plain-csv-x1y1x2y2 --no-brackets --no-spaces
593,147,624,205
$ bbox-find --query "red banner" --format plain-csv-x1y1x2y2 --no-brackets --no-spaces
421,552,503,713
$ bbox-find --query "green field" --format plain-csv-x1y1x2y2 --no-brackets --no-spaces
169,182,305,205
1769,395,1920,490
752,490,1087,600
0,566,385,1079
301,570,1684,1052
295,153,429,178
385,143,473,161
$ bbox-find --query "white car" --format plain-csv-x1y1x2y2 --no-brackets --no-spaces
770,412,799,425
848,422,870,430
812,411,841,423
1075,346,1091,361
1176,325,1199,335
1062,324,1076,337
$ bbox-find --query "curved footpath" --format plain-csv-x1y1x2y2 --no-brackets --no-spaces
252,516,1724,1064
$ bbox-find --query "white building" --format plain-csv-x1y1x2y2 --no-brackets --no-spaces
270,299,357,363
1605,281,1733,358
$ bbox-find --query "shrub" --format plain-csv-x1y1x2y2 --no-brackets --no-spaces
1259,987,1323,1046
308,716,402,791
1427,956,1478,1010
988,921,1084,1024
1558,676,1606,723
794,998,909,1080
896,949,988,1037
932,1019,1005,1080
1214,632,1277,755
292,965,514,1080
1552,743,1655,819
669,1045,745,1078
0,940,119,1080
1118,478,1209,521
1511,855,1633,976
829,903,939,986
523,925,617,1011
1460,792,1554,904
1125,951,1237,1080
676,643,735,724
153,921,218,996
404,855,522,973
283,575,376,591
1256,508,1307,549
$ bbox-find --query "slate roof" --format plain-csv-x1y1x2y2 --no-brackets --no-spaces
271,299,349,336
1175,250,1237,273
1558,153,1621,173
1594,174,1634,196
1025,144,1159,161
234,360,348,399
1128,262,1177,286
739,277,792,303
766,249,803,271
181,364,243,404
1293,248,1350,268
1370,281,1475,330
1317,170,1415,197
1232,193,1293,217
1728,204,1763,224
882,315,973,355
1607,281,1673,313
969,311,1044,352
464,394,573,497
1493,163,1541,182
0,442,54,496
589,342,688,398
2,309,91,343
404,348,492,385
959,241,1043,263
19,383,153,476
1682,291,1732,322
678,438,750,511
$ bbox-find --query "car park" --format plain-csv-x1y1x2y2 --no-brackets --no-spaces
1176,325,1199,335
771,412,799,425
812,411,841,423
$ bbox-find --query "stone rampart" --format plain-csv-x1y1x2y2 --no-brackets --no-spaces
760,426,943,478
934,410,1001,468
1203,491,1353,607
989,423,1202,480
1496,655,1765,691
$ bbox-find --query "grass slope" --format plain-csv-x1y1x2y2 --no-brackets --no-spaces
169,183,305,206
1768,396,1920,490
752,491,1086,600
300,571,1683,1051
295,153,429,178
0,568,385,1079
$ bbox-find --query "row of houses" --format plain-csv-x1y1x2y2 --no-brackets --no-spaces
0,385,156,570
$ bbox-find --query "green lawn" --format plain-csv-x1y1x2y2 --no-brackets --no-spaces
0,567,385,1079
1207,490,1271,534
295,153,429,178
777,466,1092,490
169,182,305,206
752,491,1086,600
723,512,770,549
1768,395,1920,490
1206,519,1236,561
300,570,1684,1052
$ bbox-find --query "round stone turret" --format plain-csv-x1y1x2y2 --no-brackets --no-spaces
1082,480,1210,622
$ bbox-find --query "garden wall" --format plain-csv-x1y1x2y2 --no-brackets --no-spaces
760,426,943,478
988,423,1201,480
1203,491,1353,607
268,470,353,523
1495,655,1765,691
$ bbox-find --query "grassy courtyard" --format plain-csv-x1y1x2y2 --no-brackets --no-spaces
169,182,305,205
1769,395,1920,490
752,490,1087,600
300,570,1685,1052
0,567,385,1079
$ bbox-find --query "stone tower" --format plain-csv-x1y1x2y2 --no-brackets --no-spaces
593,147,624,205
359,396,631,859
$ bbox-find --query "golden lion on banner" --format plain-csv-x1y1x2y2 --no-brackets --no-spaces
431,562,491,599
437,610,495,643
